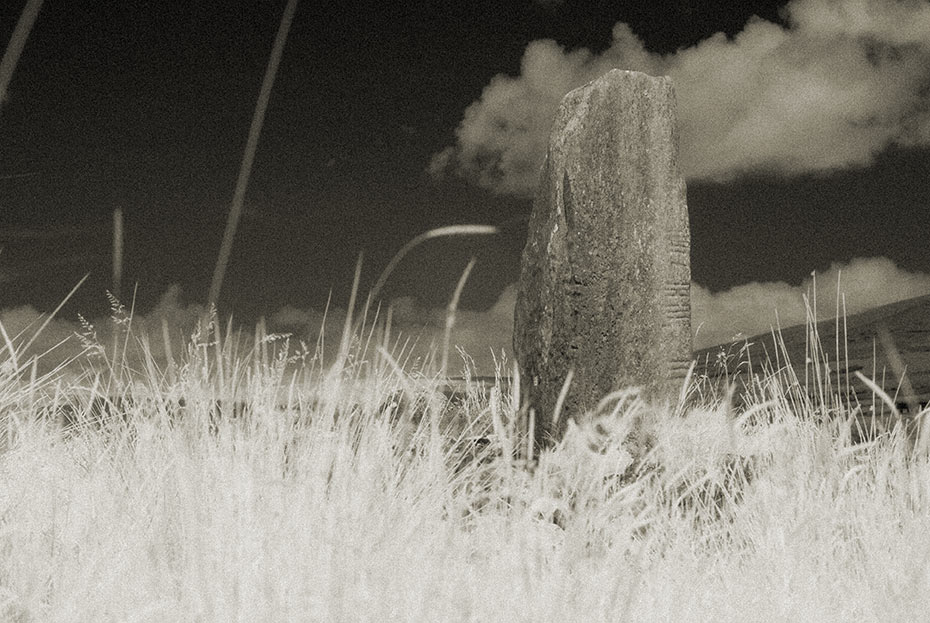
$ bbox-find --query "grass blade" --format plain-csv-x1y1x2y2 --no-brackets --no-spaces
207,0,299,309
0,0,43,115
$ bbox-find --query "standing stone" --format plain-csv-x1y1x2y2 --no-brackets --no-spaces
514,69,692,451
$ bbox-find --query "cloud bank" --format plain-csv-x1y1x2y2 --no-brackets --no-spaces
269,256,930,375
691,256,930,348
5,257,928,381
430,0,930,194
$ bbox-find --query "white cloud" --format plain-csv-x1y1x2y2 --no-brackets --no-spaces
271,304,327,328
693,256,930,348
431,0,930,194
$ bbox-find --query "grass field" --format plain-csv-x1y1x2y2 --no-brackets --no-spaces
1,295,929,623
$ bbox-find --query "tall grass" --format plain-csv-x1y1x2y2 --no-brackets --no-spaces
1,280,930,621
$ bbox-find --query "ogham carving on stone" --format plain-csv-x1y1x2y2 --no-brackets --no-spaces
514,69,693,453
663,231,693,383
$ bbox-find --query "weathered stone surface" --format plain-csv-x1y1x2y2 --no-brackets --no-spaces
514,69,692,450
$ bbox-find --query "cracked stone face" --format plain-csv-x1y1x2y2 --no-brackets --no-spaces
514,69,692,450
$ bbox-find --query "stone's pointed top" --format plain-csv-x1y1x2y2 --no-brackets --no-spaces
573,68,670,93
551,69,679,159
600,68,665,81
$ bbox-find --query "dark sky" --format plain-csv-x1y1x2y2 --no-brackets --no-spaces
2,0,929,332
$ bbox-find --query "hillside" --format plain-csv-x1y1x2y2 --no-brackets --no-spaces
693,294,930,413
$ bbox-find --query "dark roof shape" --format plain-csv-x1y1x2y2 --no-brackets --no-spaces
693,293,930,409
